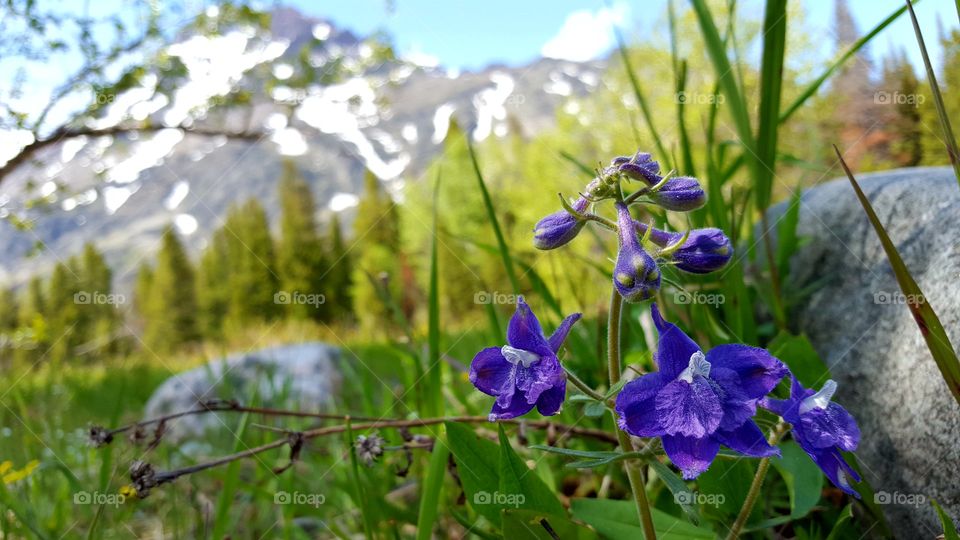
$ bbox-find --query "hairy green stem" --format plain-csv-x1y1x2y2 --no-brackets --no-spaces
564,366,607,402
607,289,657,540
725,421,790,539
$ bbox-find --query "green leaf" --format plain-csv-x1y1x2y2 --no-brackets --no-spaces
825,504,858,540
498,425,564,516
770,441,823,520
425,168,443,418
696,457,758,521
445,422,502,524
933,499,960,540
502,508,598,540
767,332,830,388
583,401,606,418
836,149,960,406
416,426,450,540
647,460,701,524
570,498,714,539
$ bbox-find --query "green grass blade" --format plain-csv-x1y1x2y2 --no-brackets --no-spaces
466,137,521,294
690,0,756,163
780,3,912,124
932,499,960,540
905,0,960,186
211,411,251,539
559,150,597,178
346,421,376,540
426,169,443,418
755,0,787,211
416,427,450,540
835,147,960,406
613,27,670,169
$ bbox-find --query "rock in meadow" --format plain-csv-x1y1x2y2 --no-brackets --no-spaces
143,342,341,441
765,166,960,536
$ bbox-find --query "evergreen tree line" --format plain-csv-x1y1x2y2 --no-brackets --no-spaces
0,244,122,365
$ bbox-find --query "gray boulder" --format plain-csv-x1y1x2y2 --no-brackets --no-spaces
143,342,341,441
765,166,959,536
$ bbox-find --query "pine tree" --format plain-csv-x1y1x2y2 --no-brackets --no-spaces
196,227,231,338
224,199,279,328
134,262,154,329
350,171,403,333
144,226,199,353
881,49,923,166
324,212,353,317
45,260,82,363
920,29,960,165
276,160,327,321
79,243,118,353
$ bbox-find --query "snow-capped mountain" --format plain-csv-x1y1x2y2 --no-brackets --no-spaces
0,7,605,289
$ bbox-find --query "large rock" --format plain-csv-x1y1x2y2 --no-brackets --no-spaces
765,166,959,536
143,342,341,441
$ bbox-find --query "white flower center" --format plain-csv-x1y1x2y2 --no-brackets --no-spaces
799,379,837,414
501,345,541,368
678,351,710,383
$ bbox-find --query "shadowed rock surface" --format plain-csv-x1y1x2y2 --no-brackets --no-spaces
765,166,960,536
143,342,340,441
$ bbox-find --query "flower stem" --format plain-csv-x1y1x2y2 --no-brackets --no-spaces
725,421,790,540
563,366,607,402
607,289,657,540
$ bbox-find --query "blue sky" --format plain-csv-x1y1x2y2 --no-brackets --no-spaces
288,0,954,72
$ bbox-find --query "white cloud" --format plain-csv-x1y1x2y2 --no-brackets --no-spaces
541,4,628,62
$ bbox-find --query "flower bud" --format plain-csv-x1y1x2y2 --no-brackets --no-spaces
617,154,661,185
666,228,733,274
533,197,588,250
647,176,706,211
613,203,661,302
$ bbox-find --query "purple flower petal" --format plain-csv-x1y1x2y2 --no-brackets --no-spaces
662,434,720,479
656,377,724,438
506,297,551,355
613,204,661,302
759,396,791,417
651,303,701,380
648,177,706,211
714,421,780,458
806,446,861,497
710,367,756,431
706,344,788,399
516,356,563,404
469,347,515,397
488,390,537,421
535,381,566,416
615,373,666,437
547,313,582,354
797,403,860,451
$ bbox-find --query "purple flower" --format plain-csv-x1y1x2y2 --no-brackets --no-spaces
762,378,862,497
533,196,589,250
633,224,734,274
469,298,581,421
615,304,788,478
612,151,661,184
647,177,706,211
614,203,661,302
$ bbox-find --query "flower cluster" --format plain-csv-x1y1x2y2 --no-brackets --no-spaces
532,150,732,302
469,150,864,498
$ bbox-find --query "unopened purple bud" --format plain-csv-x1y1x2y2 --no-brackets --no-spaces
614,203,661,302
668,228,733,274
533,197,588,250
648,177,706,211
